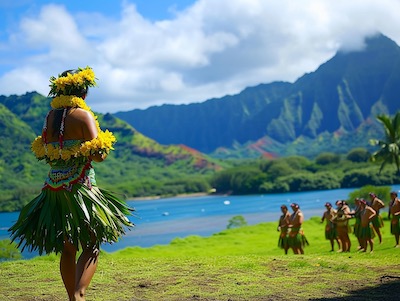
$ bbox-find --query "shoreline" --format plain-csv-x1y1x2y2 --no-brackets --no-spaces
129,191,227,202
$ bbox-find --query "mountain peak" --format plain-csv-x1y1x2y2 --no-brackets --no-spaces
363,33,398,50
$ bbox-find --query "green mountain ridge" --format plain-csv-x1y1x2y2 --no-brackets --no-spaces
115,33,399,157
0,93,219,211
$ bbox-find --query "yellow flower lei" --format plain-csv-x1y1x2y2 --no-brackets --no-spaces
31,130,116,162
50,95,90,111
32,95,116,162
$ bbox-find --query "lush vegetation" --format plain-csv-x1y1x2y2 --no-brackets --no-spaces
211,150,400,196
210,111,400,196
1,210,400,300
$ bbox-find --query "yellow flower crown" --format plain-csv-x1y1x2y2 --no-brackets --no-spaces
32,67,116,162
48,66,97,97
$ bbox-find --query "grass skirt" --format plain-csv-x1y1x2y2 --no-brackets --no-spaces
371,215,384,228
325,223,337,240
288,228,309,248
353,218,361,238
359,225,375,239
278,231,289,249
9,183,134,255
391,217,400,235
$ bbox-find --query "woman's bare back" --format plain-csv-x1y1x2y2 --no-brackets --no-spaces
45,108,98,143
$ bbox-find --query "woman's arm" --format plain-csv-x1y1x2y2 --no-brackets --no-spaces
79,109,107,163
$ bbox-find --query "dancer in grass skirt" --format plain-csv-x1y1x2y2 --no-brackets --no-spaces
368,192,385,244
288,203,309,254
358,199,376,253
332,200,352,252
9,67,134,301
321,202,340,252
351,198,363,250
389,191,400,247
277,205,290,254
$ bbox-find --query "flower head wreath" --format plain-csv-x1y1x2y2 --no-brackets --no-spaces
31,66,116,162
48,66,97,97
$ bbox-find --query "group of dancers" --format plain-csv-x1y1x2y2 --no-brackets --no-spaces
321,191,400,253
278,191,400,255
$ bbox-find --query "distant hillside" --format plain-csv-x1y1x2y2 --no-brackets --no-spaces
115,34,399,157
0,93,220,211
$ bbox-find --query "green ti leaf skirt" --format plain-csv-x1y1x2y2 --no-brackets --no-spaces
9,183,135,255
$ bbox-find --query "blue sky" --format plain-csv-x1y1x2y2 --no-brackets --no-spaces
1,0,400,113
0,0,195,23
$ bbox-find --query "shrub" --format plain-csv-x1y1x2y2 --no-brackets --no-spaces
260,181,290,193
315,152,341,165
278,171,340,192
0,239,22,261
346,148,371,163
347,185,392,206
227,215,248,229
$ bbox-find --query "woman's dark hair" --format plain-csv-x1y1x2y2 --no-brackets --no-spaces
51,70,88,135
51,108,70,138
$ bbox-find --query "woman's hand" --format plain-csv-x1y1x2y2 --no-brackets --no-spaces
90,151,108,162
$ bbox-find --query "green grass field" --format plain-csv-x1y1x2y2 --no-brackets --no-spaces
1,215,400,301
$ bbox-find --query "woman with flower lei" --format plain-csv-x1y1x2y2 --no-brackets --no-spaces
9,67,134,301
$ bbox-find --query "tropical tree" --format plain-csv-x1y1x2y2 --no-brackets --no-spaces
370,112,400,175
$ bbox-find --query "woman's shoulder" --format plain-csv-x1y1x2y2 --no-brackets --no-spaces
70,107,93,116
68,108,95,122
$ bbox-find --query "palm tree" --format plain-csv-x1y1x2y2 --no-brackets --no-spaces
370,111,400,175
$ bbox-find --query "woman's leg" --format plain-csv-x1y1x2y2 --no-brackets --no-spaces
346,234,351,252
336,238,342,251
329,238,334,251
359,237,367,252
374,225,382,244
337,234,344,252
74,244,99,301
60,240,77,301
368,238,374,252
284,245,289,254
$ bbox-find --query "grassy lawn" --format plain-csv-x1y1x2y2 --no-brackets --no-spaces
1,216,400,300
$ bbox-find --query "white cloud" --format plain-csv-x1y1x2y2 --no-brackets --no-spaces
20,5,92,62
1,0,400,113
0,67,48,95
